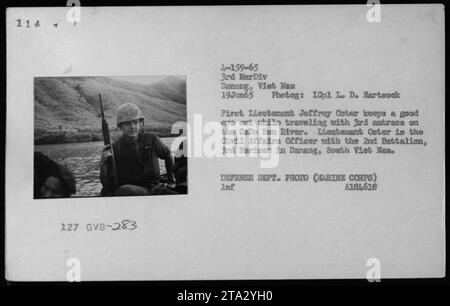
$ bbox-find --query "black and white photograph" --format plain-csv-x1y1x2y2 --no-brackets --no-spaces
34,76,187,198
3,3,446,287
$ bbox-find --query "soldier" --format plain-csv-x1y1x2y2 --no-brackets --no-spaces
34,151,76,198
100,103,177,196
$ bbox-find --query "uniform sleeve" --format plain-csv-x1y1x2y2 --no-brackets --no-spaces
152,134,172,159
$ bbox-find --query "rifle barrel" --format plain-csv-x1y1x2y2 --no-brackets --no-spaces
99,94,105,118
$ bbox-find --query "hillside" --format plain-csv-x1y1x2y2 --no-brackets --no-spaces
34,76,187,144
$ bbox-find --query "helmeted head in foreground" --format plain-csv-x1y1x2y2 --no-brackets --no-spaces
34,152,76,198
116,103,145,140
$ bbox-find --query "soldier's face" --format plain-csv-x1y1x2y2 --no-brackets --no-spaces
40,176,66,198
120,120,142,140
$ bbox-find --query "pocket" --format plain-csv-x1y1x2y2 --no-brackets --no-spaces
141,145,151,162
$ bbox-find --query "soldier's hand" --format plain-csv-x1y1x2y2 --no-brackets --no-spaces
156,182,175,189
101,144,112,163
167,176,176,189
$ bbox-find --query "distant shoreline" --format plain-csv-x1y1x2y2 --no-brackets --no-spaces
34,128,174,145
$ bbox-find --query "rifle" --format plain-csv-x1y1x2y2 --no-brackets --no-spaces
99,94,119,188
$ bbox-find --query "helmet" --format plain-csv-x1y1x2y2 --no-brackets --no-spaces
116,103,144,127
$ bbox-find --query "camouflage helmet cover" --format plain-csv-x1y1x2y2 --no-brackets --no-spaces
116,103,144,127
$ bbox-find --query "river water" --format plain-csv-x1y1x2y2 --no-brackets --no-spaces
35,138,176,197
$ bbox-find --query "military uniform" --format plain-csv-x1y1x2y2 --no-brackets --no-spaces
100,130,173,195
100,102,178,196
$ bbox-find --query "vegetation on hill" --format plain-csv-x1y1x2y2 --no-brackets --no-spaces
34,76,186,145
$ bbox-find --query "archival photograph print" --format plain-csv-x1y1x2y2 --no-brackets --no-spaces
34,76,187,198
